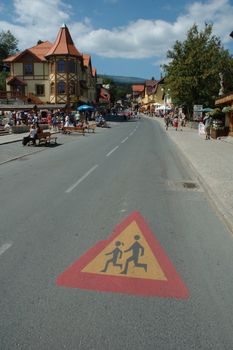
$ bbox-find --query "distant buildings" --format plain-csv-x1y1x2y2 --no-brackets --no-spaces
131,78,171,111
3,24,97,106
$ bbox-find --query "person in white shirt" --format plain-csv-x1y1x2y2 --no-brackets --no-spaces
29,124,37,145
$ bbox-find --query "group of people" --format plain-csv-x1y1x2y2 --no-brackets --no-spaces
163,110,214,140
164,112,186,131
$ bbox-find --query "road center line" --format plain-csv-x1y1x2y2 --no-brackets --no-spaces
106,146,119,157
0,242,12,257
65,164,99,193
121,137,129,144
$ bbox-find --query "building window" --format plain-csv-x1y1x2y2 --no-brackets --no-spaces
68,61,76,73
57,60,65,73
50,82,55,94
36,84,45,96
24,63,33,75
57,81,66,94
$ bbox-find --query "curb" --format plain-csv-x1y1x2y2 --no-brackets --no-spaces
0,138,23,145
0,148,46,166
0,131,60,164
0,130,60,146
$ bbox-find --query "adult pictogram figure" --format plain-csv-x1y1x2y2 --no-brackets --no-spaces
121,235,147,274
101,241,123,272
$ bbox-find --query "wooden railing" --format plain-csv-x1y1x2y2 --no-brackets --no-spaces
0,91,19,99
0,91,44,105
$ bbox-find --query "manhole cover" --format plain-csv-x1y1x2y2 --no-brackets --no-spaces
165,180,200,191
182,182,197,189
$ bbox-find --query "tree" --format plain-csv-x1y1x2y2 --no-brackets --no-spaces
162,24,233,118
0,30,18,61
0,30,18,90
0,71,9,90
101,77,132,105
110,83,131,104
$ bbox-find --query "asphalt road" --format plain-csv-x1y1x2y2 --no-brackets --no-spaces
1,116,233,349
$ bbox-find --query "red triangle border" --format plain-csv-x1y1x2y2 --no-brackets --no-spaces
56,212,189,299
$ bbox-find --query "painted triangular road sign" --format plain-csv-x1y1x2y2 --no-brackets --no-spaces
57,212,189,299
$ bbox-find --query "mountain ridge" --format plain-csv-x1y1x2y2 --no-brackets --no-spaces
98,74,146,84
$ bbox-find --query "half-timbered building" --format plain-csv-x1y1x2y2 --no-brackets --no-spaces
3,24,97,106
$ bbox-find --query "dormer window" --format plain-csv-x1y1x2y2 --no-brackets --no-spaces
24,63,33,75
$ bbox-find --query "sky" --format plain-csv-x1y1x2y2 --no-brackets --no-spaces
0,0,233,79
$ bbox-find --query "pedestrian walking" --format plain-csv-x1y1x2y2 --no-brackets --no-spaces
180,112,186,131
47,113,52,130
173,115,179,130
203,114,213,140
164,114,170,130
52,114,57,131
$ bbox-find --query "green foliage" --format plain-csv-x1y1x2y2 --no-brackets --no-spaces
0,71,9,91
163,24,233,118
0,30,18,91
0,30,18,60
210,108,224,119
100,76,132,103
109,82,131,103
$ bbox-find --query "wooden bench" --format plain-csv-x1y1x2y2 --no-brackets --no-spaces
61,126,85,135
37,132,57,145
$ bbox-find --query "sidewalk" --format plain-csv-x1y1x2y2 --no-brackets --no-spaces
154,117,233,233
0,132,29,145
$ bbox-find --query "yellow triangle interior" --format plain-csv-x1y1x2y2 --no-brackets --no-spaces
82,221,167,280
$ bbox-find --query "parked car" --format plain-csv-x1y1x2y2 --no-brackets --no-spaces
118,109,133,119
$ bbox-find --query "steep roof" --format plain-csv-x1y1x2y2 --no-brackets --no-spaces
6,76,26,85
3,41,53,62
30,41,54,61
145,80,158,87
3,52,20,63
132,85,144,92
45,24,82,57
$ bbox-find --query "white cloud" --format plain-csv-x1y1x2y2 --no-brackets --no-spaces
0,0,71,49
0,0,233,62
12,0,70,29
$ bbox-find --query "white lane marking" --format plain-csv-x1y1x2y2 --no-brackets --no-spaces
129,132,134,136
121,137,129,144
65,165,99,193
106,146,119,157
0,242,12,257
